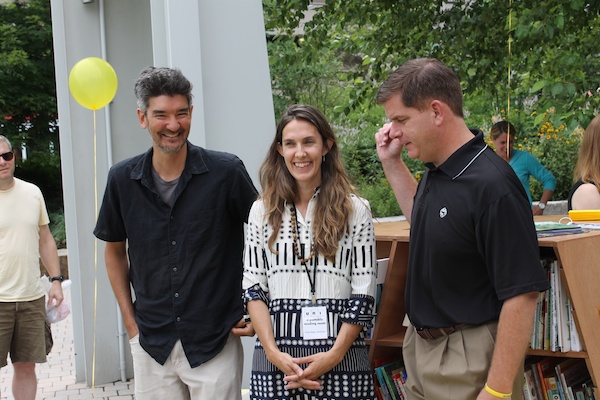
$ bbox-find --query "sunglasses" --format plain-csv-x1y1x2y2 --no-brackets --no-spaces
0,151,14,161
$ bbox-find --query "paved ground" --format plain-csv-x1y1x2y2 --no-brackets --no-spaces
0,290,134,399
0,290,251,399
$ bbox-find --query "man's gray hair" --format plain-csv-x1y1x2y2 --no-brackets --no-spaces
134,66,193,114
0,135,12,151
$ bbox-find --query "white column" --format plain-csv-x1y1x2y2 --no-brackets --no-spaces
51,0,273,386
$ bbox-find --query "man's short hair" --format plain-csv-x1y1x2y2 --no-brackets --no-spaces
376,58,464,118
134,66,193,114
0,135,12,151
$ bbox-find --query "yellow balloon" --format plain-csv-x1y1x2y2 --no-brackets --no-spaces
68,57,118,110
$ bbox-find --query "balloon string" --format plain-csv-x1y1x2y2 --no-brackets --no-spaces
92,109,98,396
507,0,513,158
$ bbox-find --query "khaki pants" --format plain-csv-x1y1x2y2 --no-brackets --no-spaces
130,333,243,400
402,322,523,400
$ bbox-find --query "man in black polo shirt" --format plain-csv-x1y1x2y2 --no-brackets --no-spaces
374,58,549,400
94,66,258,399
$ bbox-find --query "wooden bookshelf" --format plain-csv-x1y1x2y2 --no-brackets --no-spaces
536,228,600,397
370,216,600,397
369,220,409,365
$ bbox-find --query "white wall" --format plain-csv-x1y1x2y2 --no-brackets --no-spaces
51,0,273,386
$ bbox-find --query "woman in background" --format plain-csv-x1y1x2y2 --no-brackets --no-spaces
242,104,376,400
568,115,600,210
491,121,556,215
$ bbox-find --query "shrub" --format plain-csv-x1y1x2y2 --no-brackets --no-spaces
357,177,402,218
49,210,66,249
339,120,425,218
498,109,583,201
529,116,582,201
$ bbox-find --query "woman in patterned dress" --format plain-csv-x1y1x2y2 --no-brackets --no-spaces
242,104,377,400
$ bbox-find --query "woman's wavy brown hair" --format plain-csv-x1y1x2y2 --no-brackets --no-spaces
259,104,355,262
574,115,600,187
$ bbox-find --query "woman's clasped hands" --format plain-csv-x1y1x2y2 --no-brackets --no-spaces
268,348,343,391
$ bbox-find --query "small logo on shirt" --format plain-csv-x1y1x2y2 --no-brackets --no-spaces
439,207,448,218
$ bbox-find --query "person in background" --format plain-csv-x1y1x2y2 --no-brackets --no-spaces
93,66,258,399
242,104,377,400
490,121,555,215
0,135,64,400
568,115,600,210
375,58,549,400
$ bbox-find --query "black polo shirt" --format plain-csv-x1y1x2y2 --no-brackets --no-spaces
406,131,549,329
94,142,258,367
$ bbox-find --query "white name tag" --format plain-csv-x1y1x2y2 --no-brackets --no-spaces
302,306,328,340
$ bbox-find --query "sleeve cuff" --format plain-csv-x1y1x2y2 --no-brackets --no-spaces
242,283,270,306
341,295,375,327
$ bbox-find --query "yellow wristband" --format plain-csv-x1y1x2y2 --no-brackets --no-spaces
484,383,512,398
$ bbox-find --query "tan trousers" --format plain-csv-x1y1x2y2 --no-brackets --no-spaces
402,322,524,400
130,333,243,400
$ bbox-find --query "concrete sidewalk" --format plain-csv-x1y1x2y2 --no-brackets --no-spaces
1,289,251,399
0,291,134,399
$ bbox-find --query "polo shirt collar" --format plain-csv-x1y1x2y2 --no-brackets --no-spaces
428,130,488,180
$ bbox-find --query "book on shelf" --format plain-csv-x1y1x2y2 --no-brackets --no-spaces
530,361,548,400
536,357,561,400
375,365,393,400
530,259,582,353
568,297,582,352
549,263,559,352
375,386,384,400
577,383,595,400
556,262,571,353
367,257,389,340
392,366,408,400
523,379,533,400
373,357,407,400
382,359,406,400
532,289,546,350
545,376,561,400
526,357,595,400
555,358,594,400
373,356,399,400
523,367,539,400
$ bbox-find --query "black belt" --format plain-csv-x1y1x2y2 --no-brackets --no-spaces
415,323,469,340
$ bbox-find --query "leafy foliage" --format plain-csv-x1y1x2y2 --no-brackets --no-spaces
527,112,583,201
0,0,62,213
266,0,600,129
263,0,597,215
267,36,347,120
340,126,425,217
49,210,66,249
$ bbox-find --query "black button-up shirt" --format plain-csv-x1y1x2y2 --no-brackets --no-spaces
94,142,257,367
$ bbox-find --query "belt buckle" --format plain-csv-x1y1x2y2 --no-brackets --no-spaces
416,325,457,340
416,327,437,340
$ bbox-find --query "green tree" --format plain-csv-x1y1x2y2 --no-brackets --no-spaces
263,0,598,211
0,0,62,213
265,1,600,128
267,36,347,120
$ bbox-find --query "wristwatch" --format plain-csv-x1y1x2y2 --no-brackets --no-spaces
50,275,64,282
538,202,546,210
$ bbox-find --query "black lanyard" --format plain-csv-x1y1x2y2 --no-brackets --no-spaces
291,204,318,305
301,258,317,305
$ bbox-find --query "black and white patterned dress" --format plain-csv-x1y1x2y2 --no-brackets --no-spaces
242,193,377,400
